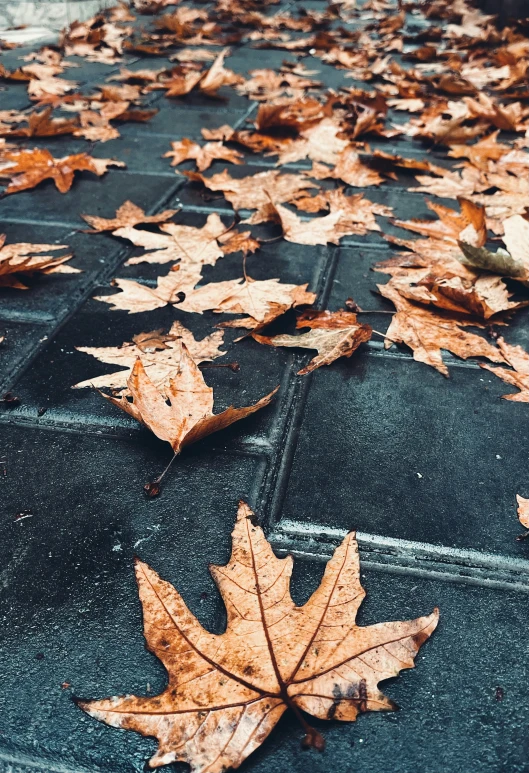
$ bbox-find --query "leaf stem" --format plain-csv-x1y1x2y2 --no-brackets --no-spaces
144,451,179,497
284,695,325,752
371,328,399,345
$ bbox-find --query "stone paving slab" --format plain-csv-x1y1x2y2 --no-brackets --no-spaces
1,2,528,773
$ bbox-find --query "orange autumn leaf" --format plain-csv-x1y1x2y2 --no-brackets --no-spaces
0,234,75,289
481,338,529,402
163,137,243,172
80,200,178,232
311,149,384,187
184,168,317,211
0,148,125,194
100,346,278,453
73,321,226,393
116,213,227,267
79,502,438,772
0,107,78,138
255,310,372,374
378,282,505,376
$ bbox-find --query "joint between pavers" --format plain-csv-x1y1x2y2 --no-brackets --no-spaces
0,411,276,458
270,522,529,593
257,245,343,529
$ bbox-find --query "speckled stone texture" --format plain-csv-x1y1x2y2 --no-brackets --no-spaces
0,3,528,773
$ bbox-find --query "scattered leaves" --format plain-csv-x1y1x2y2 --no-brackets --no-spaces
74,321,226,392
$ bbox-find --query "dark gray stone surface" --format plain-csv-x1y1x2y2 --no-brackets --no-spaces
1,2,528,773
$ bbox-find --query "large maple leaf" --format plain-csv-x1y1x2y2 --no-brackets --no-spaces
78,502,438,772
184,168,317,211
116,213,227,267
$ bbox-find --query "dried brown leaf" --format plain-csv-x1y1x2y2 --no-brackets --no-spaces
184,168,317,211
255,309,372,374
0,148,125,195
481,338,529,401
311,149,384,187
0,234,74,289
99,348,277,452
458,215,529,283
378,282,505,376
164,138,243,172
80,502,438,772
81,201,178,232
117,213,226,267
73,321,226,392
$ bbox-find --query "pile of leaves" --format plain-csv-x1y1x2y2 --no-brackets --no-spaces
2,0,529,767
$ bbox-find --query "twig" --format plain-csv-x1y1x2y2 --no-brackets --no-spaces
144,451,179,498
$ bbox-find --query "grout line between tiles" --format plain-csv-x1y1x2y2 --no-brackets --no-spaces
271,520,529,592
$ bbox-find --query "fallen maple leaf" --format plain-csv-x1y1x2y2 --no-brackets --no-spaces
73,110,120,142
379,267,524,320
311,149,384,187
152,50,243,99
94,268,202,313
117,213,227,267
184,168,317,211
197,49,244,98
79,502,438,772
378,282,505,376
99,346,278,453
0,234,75,289
80,200,178,232
255,310,372,374
73,321,226,392
516,495,529,529
178,276,317,330
253,97,328,133
217,230,260,256
392,198,487,248
481,337,529,401
263,199,380,245
448,132,512,170
1,107,78,138
273,117,349,166
410,166,487,199
293,188,392,230
0,148,125,194
164,138,243,172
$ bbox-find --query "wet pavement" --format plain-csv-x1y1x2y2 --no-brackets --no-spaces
1,3,529,773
